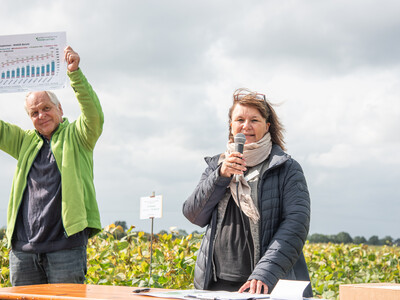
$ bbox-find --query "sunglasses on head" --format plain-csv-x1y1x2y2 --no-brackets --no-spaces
234,93,267,107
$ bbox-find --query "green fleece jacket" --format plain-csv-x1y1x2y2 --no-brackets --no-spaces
0,69,104,247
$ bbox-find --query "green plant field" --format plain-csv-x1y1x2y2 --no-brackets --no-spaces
0,225,399,300
304,242,399,299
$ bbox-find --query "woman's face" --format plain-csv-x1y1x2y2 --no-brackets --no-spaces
230,104,270,144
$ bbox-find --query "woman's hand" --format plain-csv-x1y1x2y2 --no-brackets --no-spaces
220,152,247,178
238,279,269,294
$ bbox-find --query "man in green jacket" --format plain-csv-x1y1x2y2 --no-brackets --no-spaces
0,46,104,286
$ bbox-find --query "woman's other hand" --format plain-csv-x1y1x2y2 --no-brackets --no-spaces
238,279,269,294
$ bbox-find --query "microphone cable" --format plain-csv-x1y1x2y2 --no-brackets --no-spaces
235,180,254,272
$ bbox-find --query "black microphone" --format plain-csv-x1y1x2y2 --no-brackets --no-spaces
234,133,246,153
234,133,246,181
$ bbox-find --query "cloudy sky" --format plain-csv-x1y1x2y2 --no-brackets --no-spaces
1,0,399,239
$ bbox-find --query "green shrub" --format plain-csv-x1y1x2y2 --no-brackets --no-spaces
0,226,399,300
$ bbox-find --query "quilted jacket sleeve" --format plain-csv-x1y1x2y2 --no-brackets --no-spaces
248,159,310,291
182,155,232,228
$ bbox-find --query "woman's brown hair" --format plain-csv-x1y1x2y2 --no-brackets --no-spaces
228,88,286,151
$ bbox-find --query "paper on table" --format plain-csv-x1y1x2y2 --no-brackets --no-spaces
186,290,270,300
270,280,310,300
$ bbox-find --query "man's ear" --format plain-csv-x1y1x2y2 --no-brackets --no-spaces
58,104,64,116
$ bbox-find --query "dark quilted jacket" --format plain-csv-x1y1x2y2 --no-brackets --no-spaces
182,144,312,297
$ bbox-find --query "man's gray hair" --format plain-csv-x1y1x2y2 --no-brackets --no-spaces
24,91,60,114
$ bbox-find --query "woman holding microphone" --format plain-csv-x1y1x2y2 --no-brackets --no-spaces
183,88,312,297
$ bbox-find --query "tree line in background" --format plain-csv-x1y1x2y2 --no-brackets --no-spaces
1,223,399,246
307,232,399,246
112,222,400,246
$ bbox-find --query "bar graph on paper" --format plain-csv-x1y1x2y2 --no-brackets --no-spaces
0,32,67,94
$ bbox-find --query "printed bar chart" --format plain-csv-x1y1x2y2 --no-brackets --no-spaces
1,53,56,79
0,32,67,94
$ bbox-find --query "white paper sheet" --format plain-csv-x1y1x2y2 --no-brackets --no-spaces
0,32,67,93
270,280,310,300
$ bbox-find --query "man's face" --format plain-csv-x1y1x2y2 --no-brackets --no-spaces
25,92,63,140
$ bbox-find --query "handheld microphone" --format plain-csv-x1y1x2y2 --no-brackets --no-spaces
234,133,246,181
234,133,246,153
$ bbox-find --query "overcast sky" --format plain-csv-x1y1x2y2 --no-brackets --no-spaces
1,0,399,239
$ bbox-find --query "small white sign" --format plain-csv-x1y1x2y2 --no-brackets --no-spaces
140,195,163,219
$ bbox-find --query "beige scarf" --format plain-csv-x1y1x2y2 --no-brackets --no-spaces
219,133,272,223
